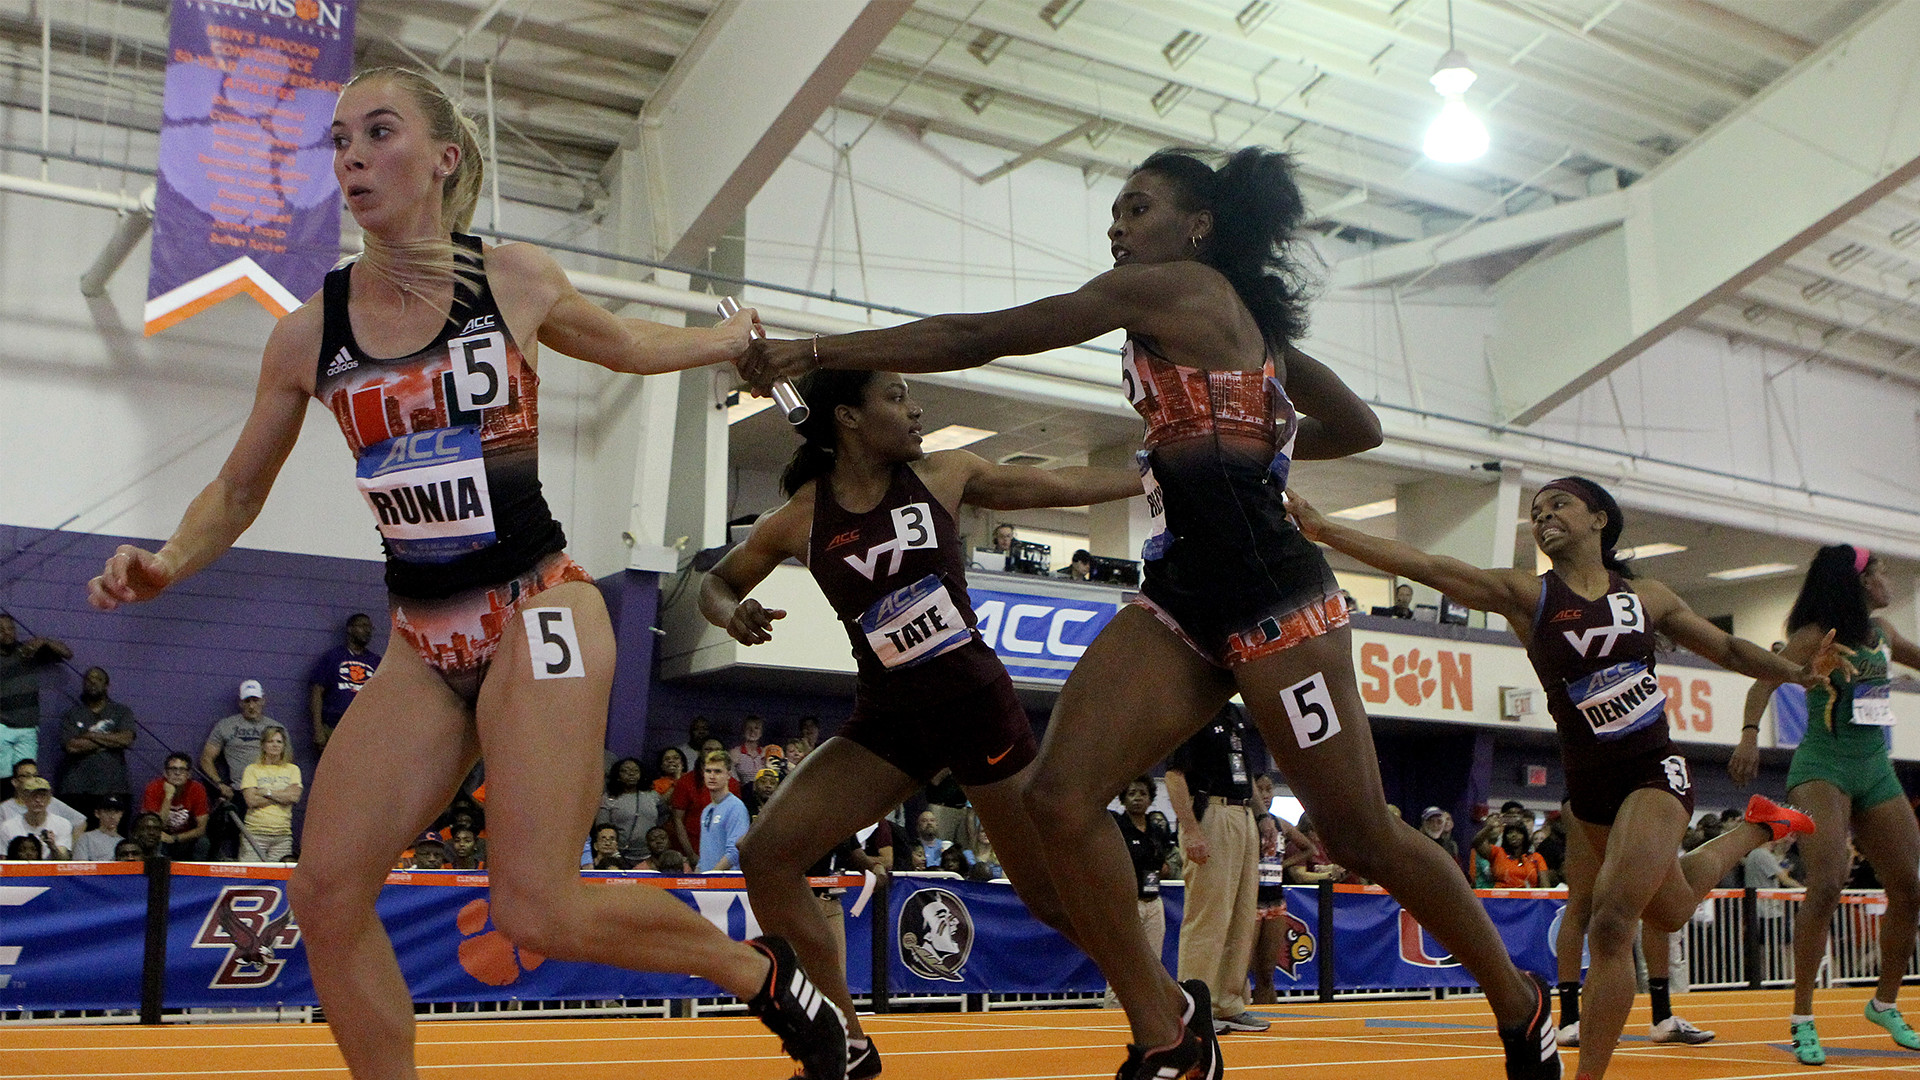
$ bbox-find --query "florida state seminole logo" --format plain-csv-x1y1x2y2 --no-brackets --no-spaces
191,885,302,988
898,887,973,982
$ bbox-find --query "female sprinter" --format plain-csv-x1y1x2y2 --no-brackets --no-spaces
87,68,845,1080
739,147,1562,1080
703,368,1138,1079
1733,545,1920,1064
1287,478,1836,1080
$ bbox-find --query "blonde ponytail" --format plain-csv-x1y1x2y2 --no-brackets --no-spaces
343,67,487,306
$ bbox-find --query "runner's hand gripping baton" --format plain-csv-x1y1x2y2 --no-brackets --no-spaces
717,295,808,425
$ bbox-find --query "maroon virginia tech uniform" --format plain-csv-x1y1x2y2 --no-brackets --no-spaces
1528,569,1694,825
807,464,1034,785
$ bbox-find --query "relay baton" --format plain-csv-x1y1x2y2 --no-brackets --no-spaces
717,295,808,425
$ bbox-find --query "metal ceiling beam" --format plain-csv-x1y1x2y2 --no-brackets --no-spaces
1483,0,1920,424
1694,304,1920,388
433,0,512,71
1463,0,1757,106
1618,0,1813,69
1332,190,1628,289
1736,272,1920,354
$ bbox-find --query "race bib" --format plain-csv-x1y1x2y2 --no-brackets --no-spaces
1119,340,1150,408
356,426,496,562
1566,660,1667,740
1141,869,1161,898
1852,684,1895,726
1137,450,1170,561
858,574,972,669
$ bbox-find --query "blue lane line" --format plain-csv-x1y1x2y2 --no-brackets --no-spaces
1768,1043,1920,1058
1363,1018,1487,1030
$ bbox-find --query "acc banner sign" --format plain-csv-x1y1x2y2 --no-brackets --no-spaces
0,864,147,1010
1333,886,1561,990
967,587,1120,685
146,0,356,335
890,876,1103,994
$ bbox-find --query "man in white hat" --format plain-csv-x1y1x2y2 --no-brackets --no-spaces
201,679,276,860
0,776,71,858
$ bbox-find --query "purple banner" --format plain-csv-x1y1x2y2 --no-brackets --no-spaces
146,0,356,335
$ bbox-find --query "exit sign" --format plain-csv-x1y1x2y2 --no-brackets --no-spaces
1524,765,1548,787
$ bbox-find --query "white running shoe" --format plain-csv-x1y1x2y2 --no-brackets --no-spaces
1555,1021,1578,1047
1649,1016,1715,1044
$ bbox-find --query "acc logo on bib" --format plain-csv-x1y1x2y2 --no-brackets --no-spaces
898,887,973,982
191,885,302,989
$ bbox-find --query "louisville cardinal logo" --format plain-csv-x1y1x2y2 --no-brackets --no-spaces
192,885,302,988
1273,906,1317,980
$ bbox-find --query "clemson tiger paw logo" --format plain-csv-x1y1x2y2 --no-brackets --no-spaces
457,897,545,986
1392,649,1437,705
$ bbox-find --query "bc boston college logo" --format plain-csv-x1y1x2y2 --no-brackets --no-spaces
898,887,973,982
192,885,302,989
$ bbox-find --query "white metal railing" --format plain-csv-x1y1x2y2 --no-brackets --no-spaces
1684,887,1919,991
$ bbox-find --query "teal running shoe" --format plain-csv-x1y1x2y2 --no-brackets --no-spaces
1865,1000,1920,1051
1790,1020,1825,1066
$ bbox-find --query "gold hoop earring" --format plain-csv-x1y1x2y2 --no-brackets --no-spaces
1189,235,1201,251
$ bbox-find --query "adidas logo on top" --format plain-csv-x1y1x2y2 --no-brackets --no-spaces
325,348,358,377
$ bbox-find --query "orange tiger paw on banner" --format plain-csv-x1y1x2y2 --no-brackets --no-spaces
456,897,546,986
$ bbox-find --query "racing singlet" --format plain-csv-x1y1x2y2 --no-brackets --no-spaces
315,235,565,599
807,465,1003,704
1805,627,1894,744
1118,335,1298,562
1528,570,1672,768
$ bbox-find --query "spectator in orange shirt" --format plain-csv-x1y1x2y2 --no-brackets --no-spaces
1489,823,1550,888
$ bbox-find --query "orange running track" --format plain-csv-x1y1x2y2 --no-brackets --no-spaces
3,989,1917,1079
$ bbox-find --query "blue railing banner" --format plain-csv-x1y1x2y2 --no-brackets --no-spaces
0,864,148,1010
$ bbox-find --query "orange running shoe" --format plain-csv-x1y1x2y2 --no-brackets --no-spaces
1745,793,1815,842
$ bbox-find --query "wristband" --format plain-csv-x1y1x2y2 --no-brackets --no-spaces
1742,724,1759,732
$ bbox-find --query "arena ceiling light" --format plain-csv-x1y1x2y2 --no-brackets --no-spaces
1422,2,1489,164
1707,562,1799,581
918,424,996,452
1616,542,1687,560
1329,498,1396,521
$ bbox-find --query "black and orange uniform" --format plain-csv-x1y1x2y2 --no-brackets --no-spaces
315,235,589,698
1528,569,1693,825
1119,336,1346,667
807,464,1034,784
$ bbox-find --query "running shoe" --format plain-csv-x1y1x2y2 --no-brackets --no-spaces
1649,1016,1715,1044
1498,972,1562,1080
1179,979,1224,1080
1865,1000,1920,1050
1555,1021,1579,1047
744,936,848,1080
1114,1031,1212,1080
1215,1010,1272,1033
846,1036,882,1079
1790,1019,1825,1065
1745,794,1815,842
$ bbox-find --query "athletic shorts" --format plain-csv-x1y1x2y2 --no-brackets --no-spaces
843,664,1036,787
389,551,594,702
1256,881,1288,918
1787,735,1906,813
1565,743,1695,827
1134,450,1348,668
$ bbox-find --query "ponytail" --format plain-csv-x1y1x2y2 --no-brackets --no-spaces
341,67,487,307
1787,545,1874,647
779,369,880,496
1135,146,1316,349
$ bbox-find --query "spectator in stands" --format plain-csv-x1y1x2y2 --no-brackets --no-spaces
72,794,127,861
696,751,748,872
1107,776,1173,1009
937,847,969,875
1250,774,1314,1006
59,666,135,819
676,717,713,779
991,523,1016,553
589,824,632,870
129,812,165,857
652,746,687,799
1420,807,1459,860
448,826,484,871
747,764,784,822
1534,813,1568,885
670,746,739,861
1744,836,1800,924
634,826,672,871
862,818,894,875
1387,583,1415,619
309,612,381,752
0,777,69,858
1058,549,1094,581
202,680,275,859
1165,704,1270,1035
114,839,144,861
2,760,86,835
1488,824,1550,888
1847,839,1882,890
1337,589,1359,616
1283,816,1340,885
411,833,448,870
907,845,927,870
238,725,300,863
913,810,951,869
654,849,688,874
731,715,770,786
144,752,211,860
798,715,821,751
6,835,41,860
784,737,811,768
596,757,658,864
0,613,70,778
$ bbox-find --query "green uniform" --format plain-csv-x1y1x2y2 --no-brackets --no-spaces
1786,628,1905,812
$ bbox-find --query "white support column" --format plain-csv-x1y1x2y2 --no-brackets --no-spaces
1086,443,1151,562
1395,468,1523,630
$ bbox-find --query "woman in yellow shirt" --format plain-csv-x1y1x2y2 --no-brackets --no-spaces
240,725,302,862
